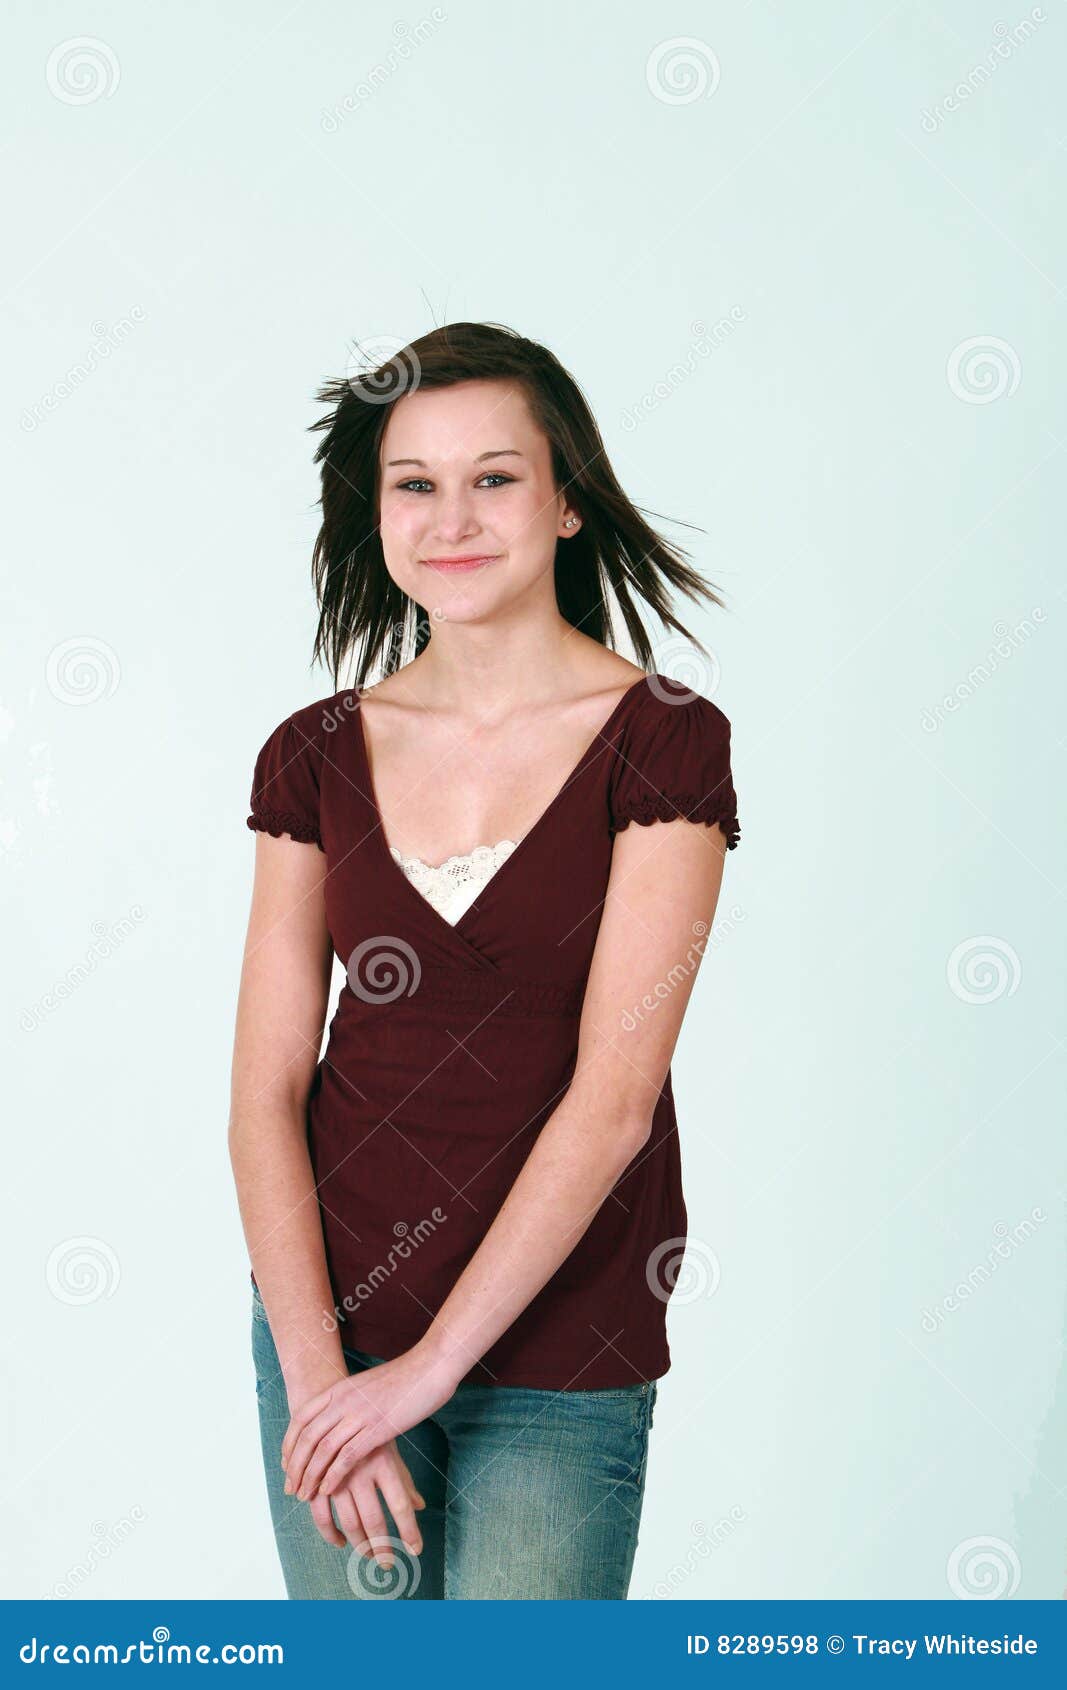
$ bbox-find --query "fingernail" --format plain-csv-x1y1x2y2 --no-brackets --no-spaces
283,1481,291,1494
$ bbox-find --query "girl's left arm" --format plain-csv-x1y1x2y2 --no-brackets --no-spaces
281,814,730,1499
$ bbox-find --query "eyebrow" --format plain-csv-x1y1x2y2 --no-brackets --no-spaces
385,449,526,468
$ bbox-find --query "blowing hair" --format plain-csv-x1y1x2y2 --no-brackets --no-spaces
308,320,729,691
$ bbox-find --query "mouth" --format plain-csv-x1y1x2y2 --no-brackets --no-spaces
419,554,501,574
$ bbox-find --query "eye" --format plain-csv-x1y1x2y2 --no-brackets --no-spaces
394,473,516,494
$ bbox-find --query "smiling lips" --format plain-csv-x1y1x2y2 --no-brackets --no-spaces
420,554,501,573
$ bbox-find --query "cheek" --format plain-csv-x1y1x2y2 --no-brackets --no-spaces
496,488,556,545
378,496,420,551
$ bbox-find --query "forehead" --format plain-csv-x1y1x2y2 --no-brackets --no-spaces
381,379,543,465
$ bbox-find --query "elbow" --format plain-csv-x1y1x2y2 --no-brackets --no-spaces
618,1110,655,1154
227,1090,309,1162
598,1096,657,1158
565,1074,657,1157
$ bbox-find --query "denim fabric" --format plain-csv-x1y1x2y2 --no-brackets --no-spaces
251,1286,657,1599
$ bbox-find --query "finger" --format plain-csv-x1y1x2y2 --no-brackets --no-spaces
280,1387,333,1468
391,1443,427,1509
352,1477,388,1550
308,1490,345,1550
285,1405,346,1495
297,1422,362,1501
320,1421,390,1494
378,1466,423,1555
351,1478,395,1569
331,1485,365,1550
319,1432,375,1498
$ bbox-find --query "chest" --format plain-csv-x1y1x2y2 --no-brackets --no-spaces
362,706,613,863
319,720,618,984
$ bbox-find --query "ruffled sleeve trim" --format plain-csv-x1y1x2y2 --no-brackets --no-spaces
608,691,741,850
611,790,740,850
246,807,323,849
246,713,325,851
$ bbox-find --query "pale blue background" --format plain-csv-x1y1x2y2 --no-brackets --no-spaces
2,0,1064,1600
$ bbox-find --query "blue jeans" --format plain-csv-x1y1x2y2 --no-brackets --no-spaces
251,1286,657,1599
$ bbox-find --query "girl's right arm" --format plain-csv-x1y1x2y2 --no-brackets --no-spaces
228,831,347,1403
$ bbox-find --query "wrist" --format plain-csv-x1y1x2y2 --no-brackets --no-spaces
410,1325,472,1391
282,1348,348,1404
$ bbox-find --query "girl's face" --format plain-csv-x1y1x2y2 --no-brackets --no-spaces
376,379,578,622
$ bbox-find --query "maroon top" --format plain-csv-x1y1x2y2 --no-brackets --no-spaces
246,673,740,1389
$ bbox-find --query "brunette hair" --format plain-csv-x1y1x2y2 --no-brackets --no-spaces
308,320,729,690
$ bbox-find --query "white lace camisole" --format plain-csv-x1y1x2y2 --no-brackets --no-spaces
389,839,520,924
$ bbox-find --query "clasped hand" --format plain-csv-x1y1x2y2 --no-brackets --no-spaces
281,1343,461,1510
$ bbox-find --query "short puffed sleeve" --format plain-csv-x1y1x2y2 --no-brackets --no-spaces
246,713,324,849
609,690,740,850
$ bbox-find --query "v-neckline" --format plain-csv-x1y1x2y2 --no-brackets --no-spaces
354,672,654,941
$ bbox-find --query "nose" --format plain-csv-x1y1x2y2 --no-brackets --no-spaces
430,494,481,545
